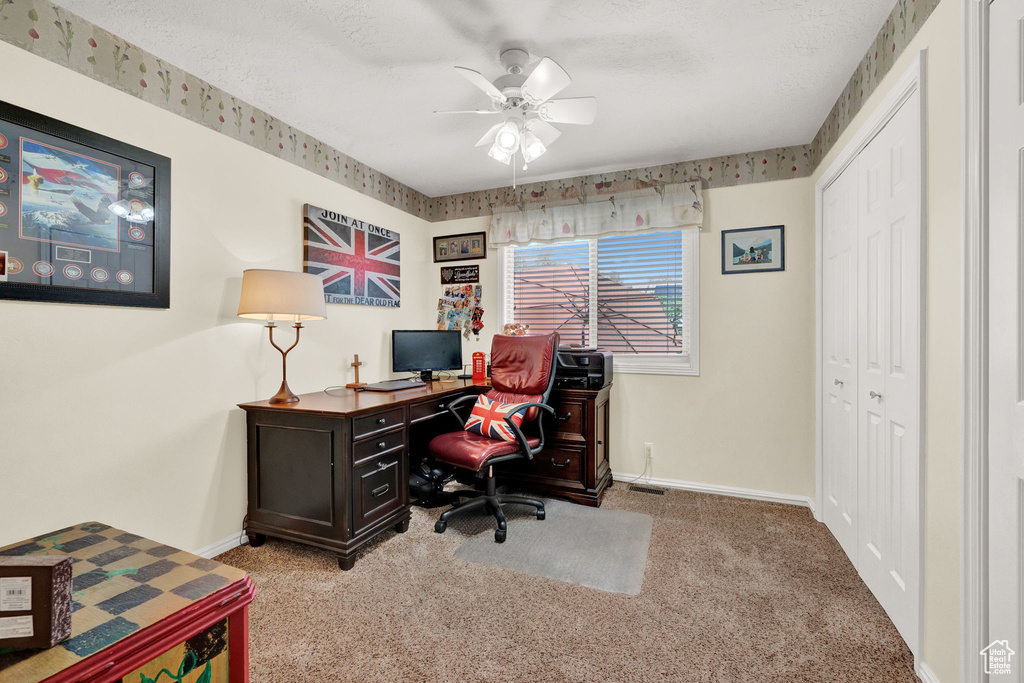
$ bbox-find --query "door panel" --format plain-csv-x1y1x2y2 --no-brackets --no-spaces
822,157,859,559
989,0,1024,674
856,90,921,652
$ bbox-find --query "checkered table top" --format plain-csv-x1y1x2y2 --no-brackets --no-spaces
0,522,246,682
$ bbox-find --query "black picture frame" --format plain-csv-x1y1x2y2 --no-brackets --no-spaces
433,231,486,263
0,100,171,308
721,225,785,275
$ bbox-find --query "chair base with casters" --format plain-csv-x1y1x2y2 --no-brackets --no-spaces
433,464,546,543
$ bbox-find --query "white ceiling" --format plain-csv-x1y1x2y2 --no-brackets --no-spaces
58,0,895,197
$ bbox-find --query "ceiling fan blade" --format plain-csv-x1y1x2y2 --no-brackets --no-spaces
538,97,597,125
475,122,504,147
433,109,502,115
526,119,562,147
454,67,506,102
522,57,572,103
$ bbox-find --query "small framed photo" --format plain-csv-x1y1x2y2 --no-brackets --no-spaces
721,225,785,274
433,230,486,263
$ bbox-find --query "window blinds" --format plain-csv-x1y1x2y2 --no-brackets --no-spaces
506,239,592,347
597,231,685,354
503,230,688,355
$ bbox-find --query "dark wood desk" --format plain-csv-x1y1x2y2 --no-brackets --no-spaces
238,380,486,570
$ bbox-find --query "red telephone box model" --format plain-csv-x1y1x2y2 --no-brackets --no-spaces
472,351,486,382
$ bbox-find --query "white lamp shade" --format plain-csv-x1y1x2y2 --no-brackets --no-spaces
237,269,327,321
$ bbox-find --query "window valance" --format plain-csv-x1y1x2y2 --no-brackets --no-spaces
489,181,703,247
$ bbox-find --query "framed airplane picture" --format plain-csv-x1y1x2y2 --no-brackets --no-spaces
0,100,170,308
721,225,785,274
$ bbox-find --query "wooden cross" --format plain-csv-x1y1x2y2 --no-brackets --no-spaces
345,354,367,388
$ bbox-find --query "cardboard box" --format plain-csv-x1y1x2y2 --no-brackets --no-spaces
0,555,73,650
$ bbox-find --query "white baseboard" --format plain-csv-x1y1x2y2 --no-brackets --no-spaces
612,471,815,513
195,531,248,559
915,661,940,683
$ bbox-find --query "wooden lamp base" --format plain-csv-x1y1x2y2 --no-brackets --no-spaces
269,380,299,404
267,322,303,404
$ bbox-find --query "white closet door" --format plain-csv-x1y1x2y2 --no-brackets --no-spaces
989,0,1024,670
855,90,922,650
821,159,860,560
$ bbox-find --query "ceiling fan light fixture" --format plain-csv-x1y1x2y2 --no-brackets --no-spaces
488,142,513,164
521,131,547,163
494,120,521,153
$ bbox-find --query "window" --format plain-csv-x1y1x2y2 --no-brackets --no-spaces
499,229,699,375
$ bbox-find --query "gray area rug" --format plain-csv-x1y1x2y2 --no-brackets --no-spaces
453,499,653,595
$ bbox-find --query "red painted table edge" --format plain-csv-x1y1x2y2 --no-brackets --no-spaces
42,575,256,683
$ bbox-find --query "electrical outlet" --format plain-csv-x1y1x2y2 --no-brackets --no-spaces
644,442,654,460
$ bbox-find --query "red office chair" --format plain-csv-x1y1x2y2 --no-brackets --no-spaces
429,332,561,543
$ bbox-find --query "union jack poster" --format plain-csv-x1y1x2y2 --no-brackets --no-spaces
303,203,401,307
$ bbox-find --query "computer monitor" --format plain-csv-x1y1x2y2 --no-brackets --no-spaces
392,330,463,381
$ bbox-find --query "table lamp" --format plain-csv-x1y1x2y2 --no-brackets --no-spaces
238,269,327,404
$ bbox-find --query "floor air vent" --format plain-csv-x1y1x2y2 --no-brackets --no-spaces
627,484,666,495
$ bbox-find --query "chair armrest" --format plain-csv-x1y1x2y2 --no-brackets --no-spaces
444,394,479,426
502,402,558,459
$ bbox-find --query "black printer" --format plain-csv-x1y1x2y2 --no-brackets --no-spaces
554,347,613,389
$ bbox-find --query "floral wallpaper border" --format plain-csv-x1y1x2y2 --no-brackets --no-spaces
0,0,943,224
423,144,813,222
809,0,942,168
0,0,432,218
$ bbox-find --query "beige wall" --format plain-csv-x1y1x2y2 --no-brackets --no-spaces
432,175,816,500
0,41,433,552
811,0,962,678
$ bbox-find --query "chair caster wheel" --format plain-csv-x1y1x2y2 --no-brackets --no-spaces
434,520,447,534
536,509,546,520
494,528,506,543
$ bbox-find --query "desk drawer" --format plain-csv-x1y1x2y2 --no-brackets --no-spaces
353,428,405,465
409,397,455,423
527,445,584,484
352,452,404,533
353,407,405,441
548,397,587,442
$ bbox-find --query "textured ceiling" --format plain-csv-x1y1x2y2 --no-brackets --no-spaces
56,0,896,197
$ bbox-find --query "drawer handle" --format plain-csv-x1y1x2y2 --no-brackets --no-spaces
558,412,572,422
439,402,446,408
551,458,571,467
371,484,390,498
378,441,387,449
377,418,387,425
377,461,396,473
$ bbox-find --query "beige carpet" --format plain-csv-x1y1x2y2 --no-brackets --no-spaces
216,486,917,682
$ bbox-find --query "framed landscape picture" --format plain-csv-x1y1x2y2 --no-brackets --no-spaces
0,100,170,308
721,225,785,274
433,230,486,263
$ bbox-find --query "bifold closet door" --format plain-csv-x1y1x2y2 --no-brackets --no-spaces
821,159,860,561
855,89,921,650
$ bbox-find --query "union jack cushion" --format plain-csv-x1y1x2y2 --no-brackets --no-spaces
464,395,528,442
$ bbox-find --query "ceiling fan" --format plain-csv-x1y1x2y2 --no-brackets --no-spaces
435,48,597,169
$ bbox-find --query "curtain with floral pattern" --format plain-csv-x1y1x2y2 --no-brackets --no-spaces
489,181,703,247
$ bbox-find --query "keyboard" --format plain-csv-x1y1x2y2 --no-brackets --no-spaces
360,379,425,392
